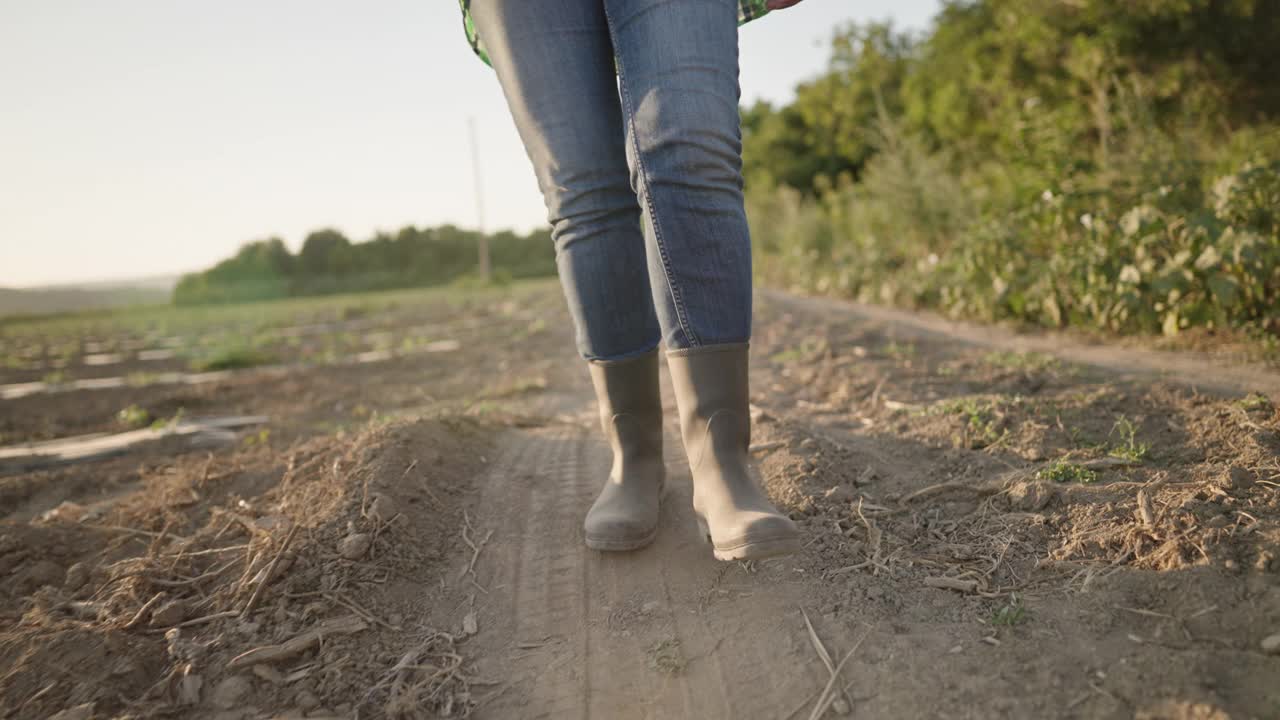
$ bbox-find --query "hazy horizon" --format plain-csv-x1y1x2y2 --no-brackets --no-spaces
2,0,941,289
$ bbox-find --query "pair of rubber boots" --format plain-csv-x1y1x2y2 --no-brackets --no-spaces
583,344,800,561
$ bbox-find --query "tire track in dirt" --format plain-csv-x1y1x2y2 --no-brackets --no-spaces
461,387,826,719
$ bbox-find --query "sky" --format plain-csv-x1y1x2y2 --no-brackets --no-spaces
0,0,941,288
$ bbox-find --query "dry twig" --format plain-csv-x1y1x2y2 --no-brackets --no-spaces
227,614,368,670
241,523,300,617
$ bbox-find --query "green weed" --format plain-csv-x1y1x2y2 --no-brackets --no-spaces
40,370,68,386
884,341,916,360
647,639,685,676
150,408,185,430
932,397,1005,448
1238,392,1272,411
1037,459,1097,484
116,404,151,428
1107,416,1149,462
990,595,1027,626
243,429,271,447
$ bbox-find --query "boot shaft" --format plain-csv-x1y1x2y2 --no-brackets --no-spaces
666,343,752,469
587,350,664,461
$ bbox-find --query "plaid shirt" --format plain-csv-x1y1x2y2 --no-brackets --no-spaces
457,0,773,66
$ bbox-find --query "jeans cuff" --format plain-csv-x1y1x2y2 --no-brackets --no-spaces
665,341,749,358
587,344,661,365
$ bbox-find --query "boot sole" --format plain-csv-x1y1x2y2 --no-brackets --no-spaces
695,516,801,561
584,525,660,552
710,536,801,561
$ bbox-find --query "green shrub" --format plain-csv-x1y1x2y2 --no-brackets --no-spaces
752,156,1280,342
1037,460,1097,484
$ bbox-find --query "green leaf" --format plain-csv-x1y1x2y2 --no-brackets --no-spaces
1207,274,1240,308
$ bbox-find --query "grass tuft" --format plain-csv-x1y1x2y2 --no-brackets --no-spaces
1037,459,1097,484
192,346,275,372
116,404,151,428
990,595,1028,626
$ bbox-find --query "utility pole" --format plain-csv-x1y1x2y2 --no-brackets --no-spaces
468,116,491,283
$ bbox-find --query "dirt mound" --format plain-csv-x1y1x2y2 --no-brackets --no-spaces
0,416,490,719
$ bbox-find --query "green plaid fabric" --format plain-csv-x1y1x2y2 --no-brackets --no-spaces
457,0,772,67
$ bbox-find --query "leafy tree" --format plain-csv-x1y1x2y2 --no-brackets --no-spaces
298,229,352,276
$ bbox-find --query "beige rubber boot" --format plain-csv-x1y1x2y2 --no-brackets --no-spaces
583,350,666,551
668,344,800,561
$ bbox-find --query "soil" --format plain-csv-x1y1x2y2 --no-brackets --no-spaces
0,282,1276,719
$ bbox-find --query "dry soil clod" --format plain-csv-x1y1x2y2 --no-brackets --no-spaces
339,532,373,560
1261,633,1280,655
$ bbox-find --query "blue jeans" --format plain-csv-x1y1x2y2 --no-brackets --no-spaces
469,0,753,361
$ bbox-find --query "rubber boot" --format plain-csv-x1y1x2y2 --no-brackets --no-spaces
583,350,666,551
667,344,800,561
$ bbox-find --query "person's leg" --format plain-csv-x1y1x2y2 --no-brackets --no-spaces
467,0,659,362
603,0,799,560
603,0,752,350
468,0,665,551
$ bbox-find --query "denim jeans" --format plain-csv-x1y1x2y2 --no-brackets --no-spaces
469,0,753,361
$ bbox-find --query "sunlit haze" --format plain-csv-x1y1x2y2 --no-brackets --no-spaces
1,0,940,287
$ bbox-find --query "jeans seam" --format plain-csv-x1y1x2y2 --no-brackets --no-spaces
602,1,702,350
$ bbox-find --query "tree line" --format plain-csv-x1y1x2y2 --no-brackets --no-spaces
173,225,554,305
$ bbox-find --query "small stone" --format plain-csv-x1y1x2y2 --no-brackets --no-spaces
211,675,252,710
641,600,661,614
338,533,372,560
369,493,398,524
150,599,188,628
388,613,404,627
1008,481,1054,512
63,562,91,592
1261,633,1280,655
1226,466,1254,492
462,609,478,636
294,689,321,712
799,437,818,450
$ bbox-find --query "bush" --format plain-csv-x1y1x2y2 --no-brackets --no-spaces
752,153,1280,340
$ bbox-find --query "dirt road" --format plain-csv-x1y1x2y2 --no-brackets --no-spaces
1,283,1276,719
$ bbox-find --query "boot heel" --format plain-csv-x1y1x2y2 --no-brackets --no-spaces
694,515,712,545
